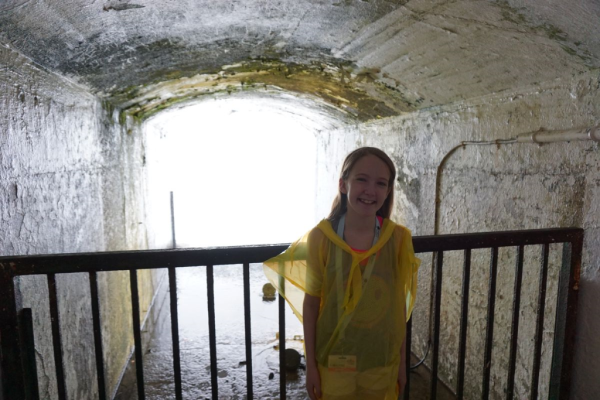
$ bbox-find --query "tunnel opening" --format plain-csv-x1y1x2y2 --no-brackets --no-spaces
141,91,348,249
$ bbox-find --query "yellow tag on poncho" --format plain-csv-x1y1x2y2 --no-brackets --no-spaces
263,218,420,399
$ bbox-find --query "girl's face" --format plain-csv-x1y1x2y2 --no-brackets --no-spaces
339,154,392,219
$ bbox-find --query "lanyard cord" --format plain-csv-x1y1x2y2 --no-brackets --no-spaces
337,213,381,246
335,214,381,320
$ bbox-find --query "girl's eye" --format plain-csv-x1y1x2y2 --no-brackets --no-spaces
357,177,366,182
377,182,388,187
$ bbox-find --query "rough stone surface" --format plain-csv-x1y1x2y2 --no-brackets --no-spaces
0,0,597,114
0,44,155,399
0,0,399,93
502,0,600,60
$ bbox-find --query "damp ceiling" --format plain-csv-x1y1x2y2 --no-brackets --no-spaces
1,0,598,119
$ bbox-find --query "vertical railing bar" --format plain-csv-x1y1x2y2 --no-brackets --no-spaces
170,191,177,249
47,273,67,400
243,262,254,400
456,248,471,400
549,237,582,399
19,308,40,400
403,317,412,400
0,265,26,400
429,251,443,400
168,267,183,400
506,245,524,400
88,272,107,400
278,274,287,400
129,269,146,400
482,247,499,400
206,265,219,400
531,243,550,399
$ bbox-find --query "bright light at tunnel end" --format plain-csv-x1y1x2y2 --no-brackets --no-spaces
143,94,342,248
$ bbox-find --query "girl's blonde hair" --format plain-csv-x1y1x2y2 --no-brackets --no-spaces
327,147,396,221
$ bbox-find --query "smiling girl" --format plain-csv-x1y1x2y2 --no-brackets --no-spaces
264,147,420,399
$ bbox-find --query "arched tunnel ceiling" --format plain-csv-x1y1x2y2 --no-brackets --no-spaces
1,0,599,120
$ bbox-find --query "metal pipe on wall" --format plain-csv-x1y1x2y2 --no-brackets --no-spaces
413,123,598,371
516,125,600,144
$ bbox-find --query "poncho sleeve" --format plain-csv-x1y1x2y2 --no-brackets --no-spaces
262,226,327,323
305,227,328,297
398,226,421,321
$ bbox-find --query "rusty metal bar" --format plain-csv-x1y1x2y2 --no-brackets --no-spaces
0,265,25,400
18,308,40,400
206,265,218,400
430,251,444,400
0,245,290,275
403,318,412,400
243,262,254,400
506,245,524,400
482,247,499,400
170,191,177,249
413,228,582,253
456,249,471,400
0,228,584,276
88,272,107,400
531,244,550,398
549,236,583,399
279,289,287,400
47,273,67,400
129,270,145,400
168,267,183,400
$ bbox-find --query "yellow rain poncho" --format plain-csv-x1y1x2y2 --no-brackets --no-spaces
263,218,420,399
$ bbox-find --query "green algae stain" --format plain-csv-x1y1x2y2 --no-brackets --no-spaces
560,45,578,57
542,24,567,41
109,59,411,124
500,9,526,25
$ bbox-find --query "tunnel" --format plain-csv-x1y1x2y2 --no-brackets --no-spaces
1,0,599,399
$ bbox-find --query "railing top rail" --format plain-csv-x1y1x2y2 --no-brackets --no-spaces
414,227,583,253
0,227,583,277
0,244,291,276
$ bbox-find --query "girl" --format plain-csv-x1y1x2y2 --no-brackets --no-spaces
263,147,420,399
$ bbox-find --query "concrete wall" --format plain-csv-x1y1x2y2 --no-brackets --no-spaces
318,71,599,399
0,45,156,399
314,127,359,222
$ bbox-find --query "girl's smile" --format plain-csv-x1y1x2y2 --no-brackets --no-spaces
339,154,392,219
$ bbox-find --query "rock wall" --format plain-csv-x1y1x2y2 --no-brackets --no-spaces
0,45,155,399
314,127,359,221
339,71,599,399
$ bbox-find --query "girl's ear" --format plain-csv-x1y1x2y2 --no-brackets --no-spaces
339,178,347,194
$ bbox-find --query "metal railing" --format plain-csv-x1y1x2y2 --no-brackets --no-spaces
0,228,583,400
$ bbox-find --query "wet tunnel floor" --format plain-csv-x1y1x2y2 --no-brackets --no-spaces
114,265,456,400
114,265,308,400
